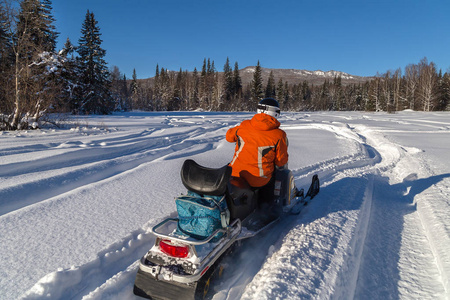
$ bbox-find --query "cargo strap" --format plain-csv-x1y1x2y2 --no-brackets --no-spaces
207,196,230,228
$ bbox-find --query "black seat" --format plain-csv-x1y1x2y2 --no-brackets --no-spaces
180,159,232,196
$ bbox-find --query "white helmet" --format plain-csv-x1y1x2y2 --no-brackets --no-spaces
257,98,280,119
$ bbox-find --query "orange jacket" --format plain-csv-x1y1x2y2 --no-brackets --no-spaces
226,113,288,187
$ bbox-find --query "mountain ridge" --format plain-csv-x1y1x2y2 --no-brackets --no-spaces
239,66,372,85
138,66,373,86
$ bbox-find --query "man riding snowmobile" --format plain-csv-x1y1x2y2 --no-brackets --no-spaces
133,98,319,300
226,97,288,206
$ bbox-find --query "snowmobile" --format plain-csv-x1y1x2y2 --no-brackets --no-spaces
133,159,320,300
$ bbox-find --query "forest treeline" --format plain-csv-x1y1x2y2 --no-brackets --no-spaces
132,56,449,114
1,0,449,130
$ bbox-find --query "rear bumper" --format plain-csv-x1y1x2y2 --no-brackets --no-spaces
133,218,242,299
134,267,197,300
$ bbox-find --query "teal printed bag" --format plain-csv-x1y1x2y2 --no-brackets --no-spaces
175,191,229,242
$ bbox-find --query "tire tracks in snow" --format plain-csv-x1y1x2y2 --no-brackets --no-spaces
239,176,372,300
340,124,449,299
20,216,172,300
407,167,450,297
0,126,225,216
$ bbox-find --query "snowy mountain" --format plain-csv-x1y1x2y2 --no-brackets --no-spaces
139,67,372,87
1,111,449,299
239,66,371,85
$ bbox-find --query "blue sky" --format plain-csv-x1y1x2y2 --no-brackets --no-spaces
52,0,450,79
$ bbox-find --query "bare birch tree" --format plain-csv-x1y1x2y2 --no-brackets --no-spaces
418,57,437,111
405,64,419,110
392,68,402,111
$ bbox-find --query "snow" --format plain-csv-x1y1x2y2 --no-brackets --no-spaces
1,111,449,299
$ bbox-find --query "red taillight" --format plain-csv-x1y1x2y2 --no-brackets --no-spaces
159,240,189,258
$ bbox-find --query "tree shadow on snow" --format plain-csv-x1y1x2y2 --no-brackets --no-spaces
311,172,450,300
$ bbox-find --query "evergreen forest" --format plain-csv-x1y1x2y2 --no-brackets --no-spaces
1,0,449,130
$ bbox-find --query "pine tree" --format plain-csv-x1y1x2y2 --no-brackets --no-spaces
153,64,160,103
301,81,311,103
57,37,80,112
59,37,79,112
121,74,131,111
200,58,208,108
77,10,112,114
17,0,58,54
207,58,212,75
159,67,171,110
130,69,138,95
130,68,139,108
174,68,183,99
0,4,12,117
60,37,75,57
40,0,58,52
208,59,216,109
233,61,242,99
441,72,450,111
210,60,216,74
191,67,199,109
333,75,343,111
250,60,264,105
283,80,290,109
167,68,183,111
265,71,275,98
0,4,12,67
223,57,233,101
276,78,284,103
319,80,330,110
0,6,12,81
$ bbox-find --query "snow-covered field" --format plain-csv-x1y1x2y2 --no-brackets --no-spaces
1,111,449,300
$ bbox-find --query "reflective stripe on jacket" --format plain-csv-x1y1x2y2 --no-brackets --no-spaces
226,113,288,187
